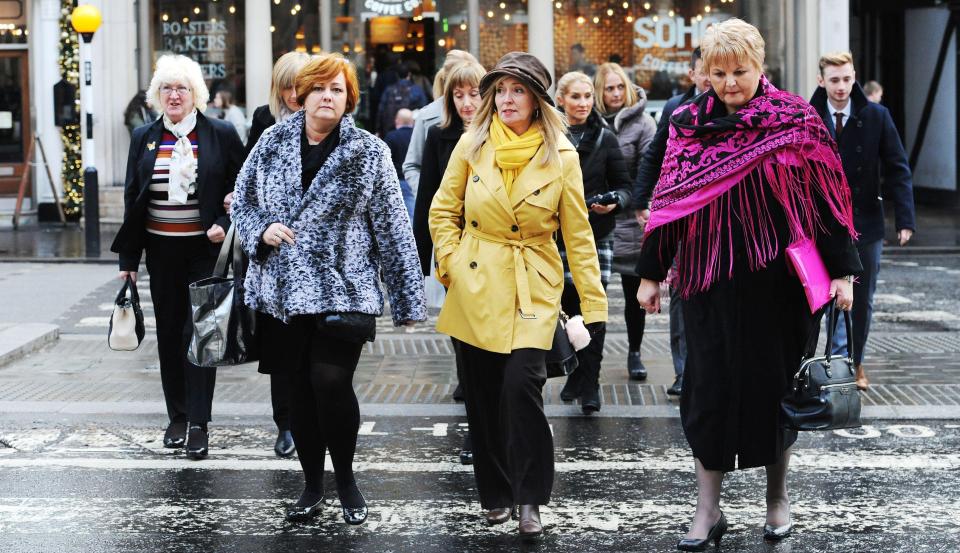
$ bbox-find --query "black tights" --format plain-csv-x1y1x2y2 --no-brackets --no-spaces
289,329,365,508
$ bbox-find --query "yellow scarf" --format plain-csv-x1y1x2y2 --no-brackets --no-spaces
489,114,544,195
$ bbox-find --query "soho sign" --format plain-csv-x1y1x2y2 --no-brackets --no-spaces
364,0,422,16
633,14,725,49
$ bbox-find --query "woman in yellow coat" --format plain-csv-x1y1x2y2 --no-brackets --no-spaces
429,52,607,541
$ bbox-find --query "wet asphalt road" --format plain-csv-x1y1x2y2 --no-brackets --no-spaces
1,415,958,553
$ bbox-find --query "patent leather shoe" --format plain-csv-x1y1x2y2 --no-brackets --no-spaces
163,421,187,449
185,425,208,460
627,352,648,381
285,497,325,522
667,376,683,396
677,512,727,551
274,430,295,458
341,491,368,525
518,504,543,541
484,506,513,526
763,521,793,541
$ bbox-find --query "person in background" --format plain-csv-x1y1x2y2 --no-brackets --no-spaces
430,51,606,541
123,90,157,136
811,53,915,390
403,50,478,200
555,71,632,413
569,43,597,76
593,62,656,381
633,47,711,396
384,108,416,220
111,54,244,461
413,59,486,464
211,89,248,145
636,20,861,549
407,59,434,102
224,50,312,459
377,61,428,136
863,80,883,103
231,53,426,526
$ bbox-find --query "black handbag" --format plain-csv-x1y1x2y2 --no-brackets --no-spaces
187,226,259,367
546,313,579,378
107,276,145,351
781,300,862,431
314,312,377,343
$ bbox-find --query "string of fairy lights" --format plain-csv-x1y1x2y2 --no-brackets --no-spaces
59,0,83,218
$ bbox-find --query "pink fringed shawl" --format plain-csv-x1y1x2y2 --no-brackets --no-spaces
645,75,857,297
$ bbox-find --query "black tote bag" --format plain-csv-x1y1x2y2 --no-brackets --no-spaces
781,300,862,431
187,225,258,367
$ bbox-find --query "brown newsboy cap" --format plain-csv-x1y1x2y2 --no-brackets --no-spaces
479,51,554,106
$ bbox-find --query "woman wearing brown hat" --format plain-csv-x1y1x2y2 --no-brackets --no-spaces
429,52,607,541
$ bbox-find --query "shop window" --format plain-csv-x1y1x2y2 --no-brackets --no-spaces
151,0,246,105
271,0,321,58
0,0,27,45
552,0,785,102
479,0,527,69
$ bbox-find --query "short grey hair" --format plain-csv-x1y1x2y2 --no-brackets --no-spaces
147,54,210,113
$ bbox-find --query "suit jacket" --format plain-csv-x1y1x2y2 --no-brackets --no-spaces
413,120,462,275
111,111,244,271
809,82,915,243
429,132,608,354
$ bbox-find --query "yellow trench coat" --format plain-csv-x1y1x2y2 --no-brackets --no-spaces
428,132,607,354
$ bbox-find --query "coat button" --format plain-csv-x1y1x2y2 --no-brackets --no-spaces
857,121,863,127
855,146,862,153
471,220,478,227
511,224,519,232
853,186,860,193
857,166,863,173
472,175,480,182
533,189,541,195
469,261,477,269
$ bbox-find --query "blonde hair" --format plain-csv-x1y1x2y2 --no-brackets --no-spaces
269,51,312,119
556,71,594,102
432,50,480,101
440,61,486,129
147,55,210,113
467,75,568,167
818,51,855,75
593,62,638,115
700,18,765,73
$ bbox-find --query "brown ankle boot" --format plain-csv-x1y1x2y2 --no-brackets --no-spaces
518,504,543,541
484,507,513,526
855,364,869,390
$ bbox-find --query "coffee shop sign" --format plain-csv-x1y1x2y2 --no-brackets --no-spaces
364,0,422,16
633,14,725,74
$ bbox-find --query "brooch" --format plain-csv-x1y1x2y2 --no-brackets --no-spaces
147,142,156,151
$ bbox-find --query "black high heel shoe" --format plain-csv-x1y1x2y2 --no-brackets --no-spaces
677,512,728,551
763,521,793,541
341,490,368,525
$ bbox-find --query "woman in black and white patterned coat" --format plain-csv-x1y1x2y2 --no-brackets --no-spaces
231,53,426,526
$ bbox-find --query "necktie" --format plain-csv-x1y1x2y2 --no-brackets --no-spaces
834,112,844,137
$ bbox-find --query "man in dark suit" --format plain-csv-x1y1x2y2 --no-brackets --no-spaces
631,47,711,397
810,51,916,390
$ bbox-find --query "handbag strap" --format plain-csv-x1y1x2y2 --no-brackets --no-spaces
213,225,237,278
822,299,855,362
115,275,141,307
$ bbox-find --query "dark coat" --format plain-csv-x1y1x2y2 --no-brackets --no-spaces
413,120,462,275
568,110,632,240
809,82,915,243
633,86,698,210
111,111,244,271
384,125,414,180
246,104,276,156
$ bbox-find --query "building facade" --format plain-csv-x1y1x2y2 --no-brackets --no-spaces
0,0,955,221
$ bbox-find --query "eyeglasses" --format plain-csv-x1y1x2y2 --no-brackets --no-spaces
160,85,191,96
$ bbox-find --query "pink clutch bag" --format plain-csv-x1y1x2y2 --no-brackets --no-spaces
785,237,832,313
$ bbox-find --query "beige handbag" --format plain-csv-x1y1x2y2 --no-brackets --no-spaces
108,276,145,351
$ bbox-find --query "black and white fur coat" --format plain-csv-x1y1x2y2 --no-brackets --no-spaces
231,111,427,325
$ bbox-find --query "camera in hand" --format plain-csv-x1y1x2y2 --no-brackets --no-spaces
585,190,620,208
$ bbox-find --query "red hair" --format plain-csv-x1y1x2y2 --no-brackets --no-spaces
295,53,360,113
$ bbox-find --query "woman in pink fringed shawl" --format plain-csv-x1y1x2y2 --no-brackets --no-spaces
635,19,862,551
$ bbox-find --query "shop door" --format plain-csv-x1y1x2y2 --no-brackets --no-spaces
0,50,30,196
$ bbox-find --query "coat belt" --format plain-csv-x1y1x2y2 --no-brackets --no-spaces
464,226,554,319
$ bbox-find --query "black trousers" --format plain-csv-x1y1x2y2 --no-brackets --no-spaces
145,234,218,424
459,342,553,509
619,274,647,352
286,319,365,494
